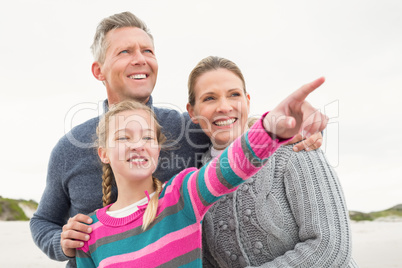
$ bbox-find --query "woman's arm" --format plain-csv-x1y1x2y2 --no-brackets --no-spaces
202,228,221,268
248,149,354,268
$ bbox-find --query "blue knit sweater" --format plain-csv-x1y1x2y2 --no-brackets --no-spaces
30,96,210,267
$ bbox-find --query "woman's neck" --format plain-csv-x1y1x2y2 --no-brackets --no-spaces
210,146,224,158
211,124,249,150
212,144,228,151
212,139,231,150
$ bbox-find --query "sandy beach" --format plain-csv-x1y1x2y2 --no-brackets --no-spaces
0,221,401,267
0,221,65,268
350,220,402,268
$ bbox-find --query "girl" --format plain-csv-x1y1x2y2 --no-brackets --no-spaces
76,80,327,267
186,56,358,267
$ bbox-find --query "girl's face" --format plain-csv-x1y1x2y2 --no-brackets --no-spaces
187,68,250,149
98,109,160,184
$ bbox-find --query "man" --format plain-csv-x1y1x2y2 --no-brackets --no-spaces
30,11,321,267
30,12,210,268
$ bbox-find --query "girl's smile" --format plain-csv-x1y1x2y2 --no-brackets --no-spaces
99,109,160,190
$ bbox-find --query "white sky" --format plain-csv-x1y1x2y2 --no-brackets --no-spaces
1,0,401,213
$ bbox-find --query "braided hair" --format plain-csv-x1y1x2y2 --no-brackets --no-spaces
96,100,167,230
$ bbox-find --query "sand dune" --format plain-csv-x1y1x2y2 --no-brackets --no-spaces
0,221,401,267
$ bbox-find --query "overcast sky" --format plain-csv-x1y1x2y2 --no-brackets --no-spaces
1,0,401,213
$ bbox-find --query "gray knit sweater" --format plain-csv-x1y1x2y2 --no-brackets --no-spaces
201,145,358,268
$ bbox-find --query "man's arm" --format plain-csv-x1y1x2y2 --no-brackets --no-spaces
287,132,323,152
30,140,73,261
30,137,93,261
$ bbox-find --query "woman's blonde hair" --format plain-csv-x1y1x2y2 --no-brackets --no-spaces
97,100,166,230
187,56,247,106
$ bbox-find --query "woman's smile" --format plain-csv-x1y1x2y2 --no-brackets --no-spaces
188,68,250,149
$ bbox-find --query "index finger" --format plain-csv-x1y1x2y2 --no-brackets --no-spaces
72,213,93,224
291,76,325,102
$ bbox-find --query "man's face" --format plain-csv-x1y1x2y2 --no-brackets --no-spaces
94,27,158,104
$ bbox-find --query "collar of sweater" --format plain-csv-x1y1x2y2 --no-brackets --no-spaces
96,204,147,227
102,95,154,113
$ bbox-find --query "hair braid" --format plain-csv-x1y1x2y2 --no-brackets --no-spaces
96,101,167,228
142,177,163,230
102,164,114,207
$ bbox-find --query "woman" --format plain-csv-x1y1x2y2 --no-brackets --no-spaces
186,56,358,267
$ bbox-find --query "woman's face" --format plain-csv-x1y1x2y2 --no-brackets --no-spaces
187,68,250,149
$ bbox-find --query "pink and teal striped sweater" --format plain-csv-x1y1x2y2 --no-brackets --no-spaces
76,117,287,267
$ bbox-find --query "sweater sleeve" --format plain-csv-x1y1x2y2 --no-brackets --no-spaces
29,139,73,262
183,115,290,222
248,149,354,268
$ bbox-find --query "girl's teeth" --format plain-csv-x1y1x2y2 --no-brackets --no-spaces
214,119,236,126
131,158,146,162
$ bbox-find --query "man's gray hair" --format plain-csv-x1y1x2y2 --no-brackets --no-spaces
91,11,153,63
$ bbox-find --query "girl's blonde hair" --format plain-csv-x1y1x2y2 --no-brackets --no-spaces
96,100,166,230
